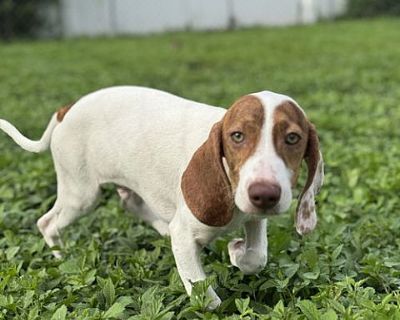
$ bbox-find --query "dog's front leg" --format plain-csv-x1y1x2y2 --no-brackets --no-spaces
169,214,221,310
228,218,268,274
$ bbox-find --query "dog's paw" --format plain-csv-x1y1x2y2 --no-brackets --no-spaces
117,187,131,201
228,238,246,268
206,287,222,310
52,250,63,259
228,238,267,275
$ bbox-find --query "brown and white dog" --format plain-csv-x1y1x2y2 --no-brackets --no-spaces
0,86,324,309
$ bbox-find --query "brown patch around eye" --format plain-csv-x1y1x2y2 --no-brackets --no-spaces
273,102,309,186
56,103,75,122
222,95,264,189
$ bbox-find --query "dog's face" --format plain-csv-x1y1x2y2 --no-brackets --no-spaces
181,91,323,234
222,93,310,217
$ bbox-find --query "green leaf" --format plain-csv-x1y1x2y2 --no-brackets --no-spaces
157,312,175,320
28,306,39,320
83,269,96,285
302,271,320,280
59,259,80,274
23,290,35,309
347,169,360,188
6,246,19,260
328,299,346,314
189,278,215,310
103,302,125,319
297,300,321,320
321,309,338,320
381,293,393,305
284,263,300,279
235,297,250,314
331,244,343,260
51,305,67,320
271,300,285,317
103,278,116,308
116,296,134,308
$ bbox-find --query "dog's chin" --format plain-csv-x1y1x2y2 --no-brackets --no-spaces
236,202,283,218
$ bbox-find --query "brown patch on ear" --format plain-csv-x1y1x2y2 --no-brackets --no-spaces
299,123,320,202
181,121,234,227
272,101,322,234
56,103,74,122
295,122,322,234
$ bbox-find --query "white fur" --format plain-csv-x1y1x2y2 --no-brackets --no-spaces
0,115,58,153
0,86,312,309
234,91,295,215
228,219,268,274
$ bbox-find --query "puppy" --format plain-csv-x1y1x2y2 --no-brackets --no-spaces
0,86,324,308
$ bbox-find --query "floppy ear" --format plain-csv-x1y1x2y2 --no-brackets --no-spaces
181,121,234,227
295,123,324,235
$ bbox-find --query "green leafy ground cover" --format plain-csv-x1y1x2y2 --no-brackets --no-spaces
0,18,400,319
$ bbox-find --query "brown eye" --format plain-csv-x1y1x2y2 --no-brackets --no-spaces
231,131,245,143
285,132,301,145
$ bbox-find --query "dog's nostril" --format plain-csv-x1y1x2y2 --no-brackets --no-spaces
248,182,281,210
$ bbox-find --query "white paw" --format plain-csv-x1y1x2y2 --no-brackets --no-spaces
52,250,63,259
206,287,222,310
228,238,246,268
117,187,131,200
228,238,267,275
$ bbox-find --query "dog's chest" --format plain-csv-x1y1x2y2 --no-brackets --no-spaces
188,209,249,246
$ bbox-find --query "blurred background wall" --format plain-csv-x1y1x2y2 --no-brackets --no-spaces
58,0,346,37
1,0,399,40
1,0,347,39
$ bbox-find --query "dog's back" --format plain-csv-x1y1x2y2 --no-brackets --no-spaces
51,86,226,217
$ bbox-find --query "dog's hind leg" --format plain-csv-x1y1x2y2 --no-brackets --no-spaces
117,187,169,236
37,202,63,258
37,173,100,258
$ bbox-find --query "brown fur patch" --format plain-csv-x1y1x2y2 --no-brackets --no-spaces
273,102,321,224
181,95,264,227
297,124,320,219
181,122,234,227
222,95,265,189
56,103,74,122
303,124,320,192
273,102,309,186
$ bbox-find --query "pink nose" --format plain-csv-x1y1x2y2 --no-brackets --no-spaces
248,182,281,210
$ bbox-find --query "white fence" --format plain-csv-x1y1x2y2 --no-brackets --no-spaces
58,0,347,37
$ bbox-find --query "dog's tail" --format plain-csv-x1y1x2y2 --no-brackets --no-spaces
0,114,58,153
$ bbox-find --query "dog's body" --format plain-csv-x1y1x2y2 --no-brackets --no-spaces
0,86,324,309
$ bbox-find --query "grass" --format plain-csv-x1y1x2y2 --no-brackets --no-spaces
1,18,400,319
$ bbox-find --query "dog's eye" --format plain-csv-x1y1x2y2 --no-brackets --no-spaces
231,132,245,143
285,132,301,145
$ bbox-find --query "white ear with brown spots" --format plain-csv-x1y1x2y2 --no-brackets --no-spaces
296,124,324,235
181,122,234,227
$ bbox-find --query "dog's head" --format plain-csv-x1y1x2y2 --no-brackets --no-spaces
181,91,324,234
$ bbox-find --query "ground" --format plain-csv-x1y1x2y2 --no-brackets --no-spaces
0,18,400,319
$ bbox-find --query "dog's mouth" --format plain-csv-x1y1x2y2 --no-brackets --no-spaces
237,202,282,217
252,206,281,217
